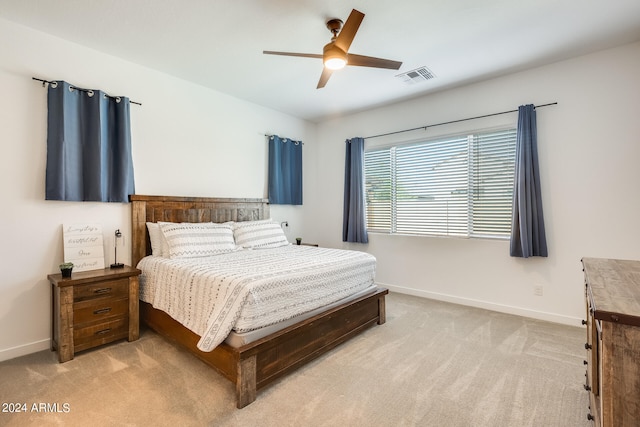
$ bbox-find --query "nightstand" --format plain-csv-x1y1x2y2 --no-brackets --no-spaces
48,266,141,363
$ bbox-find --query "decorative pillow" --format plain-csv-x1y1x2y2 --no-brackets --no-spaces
233,219,290,249
159,222,237,259
156,221,179,257
146,222,165,257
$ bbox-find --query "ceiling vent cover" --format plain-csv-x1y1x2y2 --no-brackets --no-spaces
396,66,436,85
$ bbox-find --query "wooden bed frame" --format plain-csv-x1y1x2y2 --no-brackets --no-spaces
130,195,388,408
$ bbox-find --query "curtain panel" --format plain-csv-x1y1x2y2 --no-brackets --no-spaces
268,135,303,205
510,104,548,258
45,81,135,203
343,137,368,243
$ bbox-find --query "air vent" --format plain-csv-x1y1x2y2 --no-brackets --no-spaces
396,66,436,85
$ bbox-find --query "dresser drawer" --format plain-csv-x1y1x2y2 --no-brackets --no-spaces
73,297,129,326
74,278,129,301
73,317,129,352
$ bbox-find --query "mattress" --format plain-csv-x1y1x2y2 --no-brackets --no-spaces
137,245,377,351
224,285,376,347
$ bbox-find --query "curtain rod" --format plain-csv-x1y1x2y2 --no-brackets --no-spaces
32,77,142,106
263,134,304,144
363,102,557,140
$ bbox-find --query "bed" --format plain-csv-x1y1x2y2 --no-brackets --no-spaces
130,194,388,408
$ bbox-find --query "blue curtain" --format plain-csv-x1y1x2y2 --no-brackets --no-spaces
510,104,548,257
45,81,135,202
343,137,368,243
268,135,303,205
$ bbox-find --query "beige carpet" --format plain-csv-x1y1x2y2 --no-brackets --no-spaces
0,293,591,427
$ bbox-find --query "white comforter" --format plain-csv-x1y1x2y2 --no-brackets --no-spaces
137,245,376,351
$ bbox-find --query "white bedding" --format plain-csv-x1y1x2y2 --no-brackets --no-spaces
137,245,376,351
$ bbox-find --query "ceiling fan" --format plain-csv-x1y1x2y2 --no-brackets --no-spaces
263,9,403,89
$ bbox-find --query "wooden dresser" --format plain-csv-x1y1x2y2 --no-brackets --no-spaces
48,266,141,362
582,258,640,426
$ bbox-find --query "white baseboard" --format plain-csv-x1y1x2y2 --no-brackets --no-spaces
380,282,583,327
0,339,50,363
0,288,581,363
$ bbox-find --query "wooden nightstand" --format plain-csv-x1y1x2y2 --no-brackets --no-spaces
48,266,141,363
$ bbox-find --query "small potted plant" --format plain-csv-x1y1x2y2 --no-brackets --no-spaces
59,262,74,278
295,237,302,245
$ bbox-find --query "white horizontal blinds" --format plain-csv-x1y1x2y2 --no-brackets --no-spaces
364,148,393,232
364,128,516,239
470,129,517,237
395,135,469,236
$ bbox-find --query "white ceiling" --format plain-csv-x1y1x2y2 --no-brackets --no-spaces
2,0,640,122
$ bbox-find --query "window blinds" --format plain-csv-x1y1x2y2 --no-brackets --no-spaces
364,129,516,238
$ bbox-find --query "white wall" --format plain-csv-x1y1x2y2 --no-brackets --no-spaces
307,41,640,325
0,18,314,361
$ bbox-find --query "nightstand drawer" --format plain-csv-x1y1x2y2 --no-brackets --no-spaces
73,317,129,352
73,297,129,326
74,278,129,301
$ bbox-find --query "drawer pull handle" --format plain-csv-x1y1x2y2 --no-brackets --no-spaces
95,328,112,335
584,343,592,350
584,384,591,391
584,360,588,365
587,413,594,421
581,319,587,325
94,287,112,294
93,308,112,315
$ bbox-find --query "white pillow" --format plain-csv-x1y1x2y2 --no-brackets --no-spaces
157,221,174,257
233,219,290,249
159,222,237,259
146,222,164,257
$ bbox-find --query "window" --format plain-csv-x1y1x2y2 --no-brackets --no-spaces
364,128,516,238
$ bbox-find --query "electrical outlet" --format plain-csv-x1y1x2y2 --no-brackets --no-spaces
533,284,543,296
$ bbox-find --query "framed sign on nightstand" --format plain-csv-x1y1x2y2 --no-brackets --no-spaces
62,223,105,272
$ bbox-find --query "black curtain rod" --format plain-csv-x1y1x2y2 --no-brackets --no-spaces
32,77,142,106
263,134,304,144
364,102,557,140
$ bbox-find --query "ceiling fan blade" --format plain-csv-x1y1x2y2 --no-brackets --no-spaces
334,9,364,53
317,67,333,89
263,51,323,59
347,53,402,70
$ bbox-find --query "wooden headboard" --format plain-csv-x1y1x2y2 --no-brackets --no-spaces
129,195,270,267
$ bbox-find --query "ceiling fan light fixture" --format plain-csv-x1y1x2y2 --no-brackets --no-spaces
323,44,347,70
324,57,347,70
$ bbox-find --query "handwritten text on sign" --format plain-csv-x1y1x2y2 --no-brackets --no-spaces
63,224,105,272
